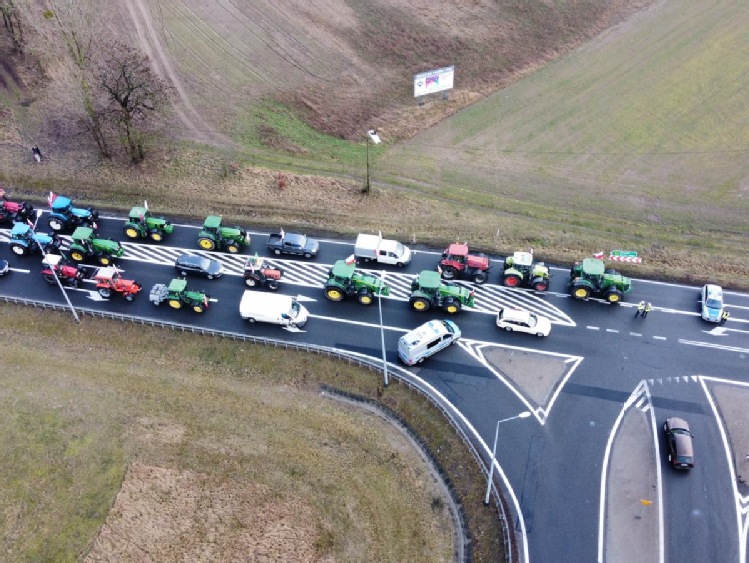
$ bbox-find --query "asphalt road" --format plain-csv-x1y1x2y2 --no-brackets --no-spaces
1,211,747,563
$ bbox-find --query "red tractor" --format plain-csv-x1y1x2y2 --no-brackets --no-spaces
243,255,283,290
438,243,491,284
94,267,142,301
0,187,35,225
41,254,86,287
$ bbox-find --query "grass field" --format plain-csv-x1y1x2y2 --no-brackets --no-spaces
0,305,503,562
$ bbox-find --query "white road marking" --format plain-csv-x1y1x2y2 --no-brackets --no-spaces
679,339,749,354
630,332,642,337
653,336,667,341
9,267,31,273
587,326,600,330
606,328,619,333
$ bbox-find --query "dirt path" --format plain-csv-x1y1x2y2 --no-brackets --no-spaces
125,0,236,149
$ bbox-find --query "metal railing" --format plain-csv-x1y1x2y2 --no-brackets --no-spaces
0,294,517,562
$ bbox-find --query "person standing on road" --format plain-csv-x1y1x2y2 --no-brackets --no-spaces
635,300,645,318
642,302,652,318
720,310,730,325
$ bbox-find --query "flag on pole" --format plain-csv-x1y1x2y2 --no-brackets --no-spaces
593,251,605,259
345,254,356,265
437,265,443,274
280,227,285,238
48,191,57,206
144,200,149,210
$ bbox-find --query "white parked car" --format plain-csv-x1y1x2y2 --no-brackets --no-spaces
496,307,551,337
700,284,724,322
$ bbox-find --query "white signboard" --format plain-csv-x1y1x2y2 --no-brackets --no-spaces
414,66,454,97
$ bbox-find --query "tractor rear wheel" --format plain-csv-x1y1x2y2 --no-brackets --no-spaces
572,284,591,299
267,280,279,291
150,231,163,242
98,288,112,298
532,277,549,291
70,250,85,262
503,274,521,287
473,272,487,284
357,289,374,305
605,289,623,304
410,297,431,312
125,227,140,239
245,277,258,287
168,299,183,309
325,287,345,302
48,218,64,231
198,238,216,251
227,244,240,253
440,266,456,280
10,244,26,256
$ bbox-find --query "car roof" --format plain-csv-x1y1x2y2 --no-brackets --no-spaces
177,254,205,265
703,284,723,298
500,308,532,323
401,320,452,345
666,417,690,431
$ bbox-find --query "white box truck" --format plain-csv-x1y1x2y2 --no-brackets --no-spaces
354,233,412,267
239,291,309,327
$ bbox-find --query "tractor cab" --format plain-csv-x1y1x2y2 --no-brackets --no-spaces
511,251,534,272
579,258,605,289
95,267,122,287
43,254,79,278
442,243,468,265
128,206,150,225
71,227,95,250
202,215,222,235
328,260,357,283
412,270,442,294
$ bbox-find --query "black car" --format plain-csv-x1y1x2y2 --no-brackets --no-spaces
0,259,9,276
174,254,223,279
663,417,695,469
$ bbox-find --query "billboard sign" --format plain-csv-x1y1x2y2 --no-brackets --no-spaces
414,66,454,97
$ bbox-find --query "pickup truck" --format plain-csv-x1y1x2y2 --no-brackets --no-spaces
354,233,412,267
266,230,319,258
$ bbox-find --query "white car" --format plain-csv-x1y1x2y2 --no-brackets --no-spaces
700,284,723,322
496,307,551,337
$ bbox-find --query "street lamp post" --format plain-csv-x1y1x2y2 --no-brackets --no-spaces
378,270,389,387
365,129,381,193
33,210,80,323
483,411,532,506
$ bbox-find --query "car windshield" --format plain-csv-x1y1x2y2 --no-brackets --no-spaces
528,315,537,328
394,242,405,256
671,428,690,435
290,301,300,317
677,455,693,464
705,298,722,309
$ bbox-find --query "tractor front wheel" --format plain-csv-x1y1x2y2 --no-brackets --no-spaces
150,231,163,242
410,297,431,312
532,277,549,291
267,280,279,291
443,299,461,315
325,287,345,302
357,289,374,305
245,277,258,287
10,244,26,256
125,227,140,239
98,255,111,266
605,289,623,304
125,294,135,302
98,288,112,298
193,305,204,313
168,299,183,309
473,272,487,284
198,238,216,251
503,274,521,287
440,266,456,280
226,244,239,254
572,284,591,300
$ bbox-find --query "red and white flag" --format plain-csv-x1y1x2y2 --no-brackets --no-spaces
48,191,57,206
592,251,605,259
345,254,356,265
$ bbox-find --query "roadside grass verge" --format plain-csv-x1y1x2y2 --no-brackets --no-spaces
0,304,503,562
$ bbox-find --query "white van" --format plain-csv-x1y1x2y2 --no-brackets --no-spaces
239,291,309,327
398,319,461,366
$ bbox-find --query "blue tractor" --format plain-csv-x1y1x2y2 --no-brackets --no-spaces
9,223,64,256
47,193,99,232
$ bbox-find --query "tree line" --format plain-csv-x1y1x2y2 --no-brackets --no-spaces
1,0,170,164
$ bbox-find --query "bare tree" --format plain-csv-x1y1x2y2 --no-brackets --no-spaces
19,0,111,157
96,42,169,164
0,0,24,52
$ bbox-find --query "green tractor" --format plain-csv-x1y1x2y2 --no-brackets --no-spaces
324,260,390,305
502,251,550,291
409,270,475,314
569,258,632,303
149,278,210,313
124,202,174,242
68,227,125,266
197,215,250,253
